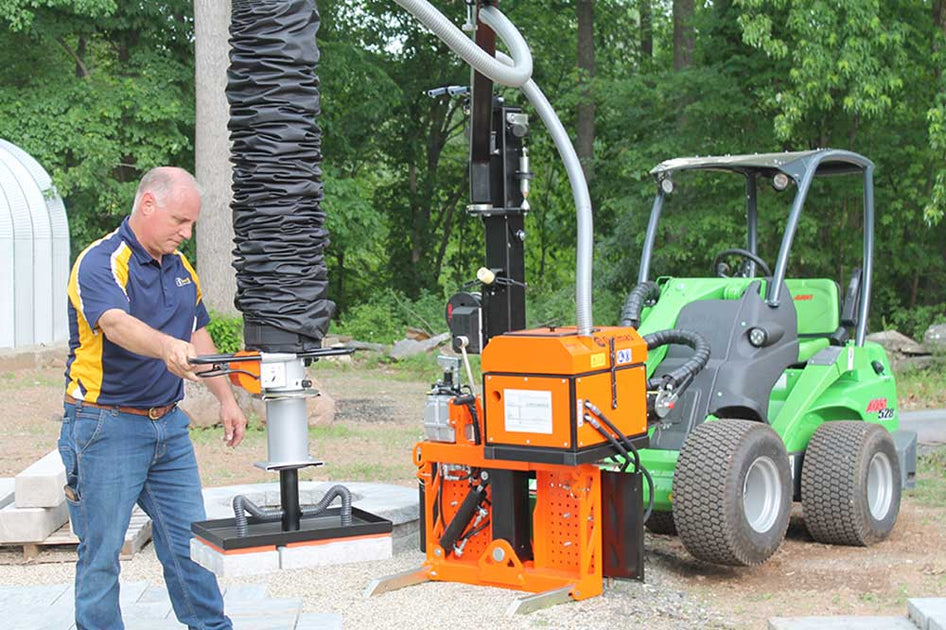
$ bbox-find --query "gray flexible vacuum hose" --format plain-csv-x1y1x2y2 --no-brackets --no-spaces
497,52,594,335
391,1,593,334
232,485,353,537
391,1,531,87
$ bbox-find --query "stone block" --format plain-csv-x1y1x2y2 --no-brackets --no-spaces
225,598,302,629
296,613,343,630
909,598,946,630
768,617,917,630
190,537,279,577
924,324,946,352
0,477,14,510
278,534,392,570
223,584,269,603
124,619,186,630
0,499,68,543
15,449,66,508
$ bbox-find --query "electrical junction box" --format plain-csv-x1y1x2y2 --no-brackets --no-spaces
480,327,649,466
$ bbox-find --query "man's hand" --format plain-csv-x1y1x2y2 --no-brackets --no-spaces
220,400,247,447
160,337,199,382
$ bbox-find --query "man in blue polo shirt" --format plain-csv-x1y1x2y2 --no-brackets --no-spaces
60,166,246,629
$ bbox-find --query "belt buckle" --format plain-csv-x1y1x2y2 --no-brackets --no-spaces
148,407,162,420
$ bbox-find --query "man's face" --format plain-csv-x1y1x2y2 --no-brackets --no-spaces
140,185,201,257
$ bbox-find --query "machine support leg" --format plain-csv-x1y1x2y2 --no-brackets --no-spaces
280,468,302,531
363,567,431,598
506,586,574,616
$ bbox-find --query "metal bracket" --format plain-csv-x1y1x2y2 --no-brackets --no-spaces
505,586,574,615
363,567,431,598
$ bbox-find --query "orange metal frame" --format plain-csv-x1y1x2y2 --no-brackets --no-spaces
415,398,603,600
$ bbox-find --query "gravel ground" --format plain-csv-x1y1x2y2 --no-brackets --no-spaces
0,537,733,629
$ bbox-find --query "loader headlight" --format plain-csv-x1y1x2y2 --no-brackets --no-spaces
748,327,768,347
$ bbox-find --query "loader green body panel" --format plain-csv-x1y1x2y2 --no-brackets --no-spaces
631,275,898,514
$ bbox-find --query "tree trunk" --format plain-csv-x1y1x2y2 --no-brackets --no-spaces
194,0,238,316
640,0,653,61
576,0,596,182
673,0,694,71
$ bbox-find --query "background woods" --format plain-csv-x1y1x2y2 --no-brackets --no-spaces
1,0,944,340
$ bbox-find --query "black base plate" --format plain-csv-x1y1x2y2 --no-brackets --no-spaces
191,507,392,551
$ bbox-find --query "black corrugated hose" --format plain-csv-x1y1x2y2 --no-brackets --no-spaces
232,485,353,537
228,0,334,349
642,329,711,391
620,281,661,329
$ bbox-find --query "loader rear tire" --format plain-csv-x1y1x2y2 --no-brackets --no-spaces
673,419,792,566
801,421,901,546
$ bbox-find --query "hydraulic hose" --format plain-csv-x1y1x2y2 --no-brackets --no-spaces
621,281,661,329
642,329,711,391
439,476,490,555
453,394,481,445
584,403,655,523
232,484,353,537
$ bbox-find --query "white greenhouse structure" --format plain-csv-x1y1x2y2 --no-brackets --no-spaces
0,139,69,349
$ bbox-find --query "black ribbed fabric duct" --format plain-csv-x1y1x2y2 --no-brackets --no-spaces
228,0,332,352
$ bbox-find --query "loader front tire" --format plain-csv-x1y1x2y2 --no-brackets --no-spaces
673,419,792,566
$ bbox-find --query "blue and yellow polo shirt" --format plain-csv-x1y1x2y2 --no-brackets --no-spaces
64,217,210,407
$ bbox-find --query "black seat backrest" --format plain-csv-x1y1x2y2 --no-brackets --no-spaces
649,281,799,450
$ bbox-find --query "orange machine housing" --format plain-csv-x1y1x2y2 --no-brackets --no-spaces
481,326,649,465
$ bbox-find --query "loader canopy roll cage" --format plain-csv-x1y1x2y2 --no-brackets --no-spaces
638,149,876,346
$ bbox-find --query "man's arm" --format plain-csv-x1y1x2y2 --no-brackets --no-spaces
191,327,247,448
98,308,199,381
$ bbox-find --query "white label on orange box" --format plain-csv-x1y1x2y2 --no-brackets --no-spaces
504,389,554,435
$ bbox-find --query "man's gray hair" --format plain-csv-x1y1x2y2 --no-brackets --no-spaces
133,167,202,212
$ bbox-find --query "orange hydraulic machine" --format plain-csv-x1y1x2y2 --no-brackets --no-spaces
366,2,651,613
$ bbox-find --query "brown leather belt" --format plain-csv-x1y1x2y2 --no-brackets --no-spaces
64,394,177,420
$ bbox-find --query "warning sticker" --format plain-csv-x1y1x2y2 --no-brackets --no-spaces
591,353,606,368
504,389,554,435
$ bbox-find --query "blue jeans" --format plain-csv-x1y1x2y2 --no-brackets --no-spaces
59,402,231,630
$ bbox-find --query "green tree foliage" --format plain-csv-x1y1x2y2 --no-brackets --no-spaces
0,0,194,257
1,0,944,338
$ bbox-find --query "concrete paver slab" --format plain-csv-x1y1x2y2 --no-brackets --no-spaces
136,583,172,605
224,584,270,602
295,613,343,630
769,617,919,630
0,582,70,607
909,598,946,630
231,616,298,630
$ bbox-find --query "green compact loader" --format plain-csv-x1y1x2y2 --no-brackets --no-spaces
626,149,917,566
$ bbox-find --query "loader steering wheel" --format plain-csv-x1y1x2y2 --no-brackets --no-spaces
712,248,772,278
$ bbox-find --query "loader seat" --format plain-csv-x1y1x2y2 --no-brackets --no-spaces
784,278,840,362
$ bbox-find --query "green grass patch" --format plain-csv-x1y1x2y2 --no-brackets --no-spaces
909,446,946,508
0,370,63,391
896,358,946,409
312,461,408,483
